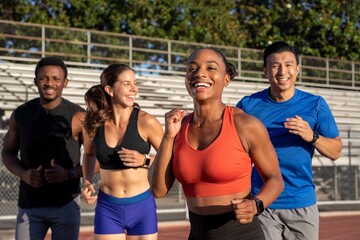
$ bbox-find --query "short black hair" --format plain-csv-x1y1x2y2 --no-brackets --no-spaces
263,41,300,67
34,57,68,79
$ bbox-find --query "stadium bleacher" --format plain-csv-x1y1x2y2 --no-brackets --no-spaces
1,61,360,127
0,61,359,165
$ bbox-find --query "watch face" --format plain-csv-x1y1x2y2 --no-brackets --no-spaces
314,130,319,138
144,154,151,167
70,169,76,178
311,130,319,143
254,197,264,215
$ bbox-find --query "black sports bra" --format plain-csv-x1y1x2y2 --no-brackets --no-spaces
93,107,151,170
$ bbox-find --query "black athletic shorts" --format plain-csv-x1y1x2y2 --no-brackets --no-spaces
188,210,265,240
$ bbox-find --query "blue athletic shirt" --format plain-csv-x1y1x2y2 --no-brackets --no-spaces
237,88,339,209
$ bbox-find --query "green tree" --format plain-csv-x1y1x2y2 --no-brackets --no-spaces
0,0,359,60
233,0,359,60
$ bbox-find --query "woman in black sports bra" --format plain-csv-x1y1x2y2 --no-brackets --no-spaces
79,64,163,240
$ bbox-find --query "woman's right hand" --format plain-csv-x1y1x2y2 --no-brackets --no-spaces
81,182,98,204
164,109,187,138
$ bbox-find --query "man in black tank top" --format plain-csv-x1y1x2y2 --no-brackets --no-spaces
1,57,85,240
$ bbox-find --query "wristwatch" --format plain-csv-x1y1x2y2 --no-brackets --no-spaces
253,197,264,216
143,154,151,168
310,130,319,143
69,168,77,179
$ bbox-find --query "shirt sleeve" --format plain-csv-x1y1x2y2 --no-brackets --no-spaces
315,97,339,138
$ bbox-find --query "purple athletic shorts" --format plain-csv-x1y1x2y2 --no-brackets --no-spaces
94,189,158,235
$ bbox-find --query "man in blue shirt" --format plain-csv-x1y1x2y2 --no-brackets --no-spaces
237,41,342,240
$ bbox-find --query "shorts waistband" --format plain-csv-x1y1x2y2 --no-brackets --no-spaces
98,189,152,205
189,210,236,221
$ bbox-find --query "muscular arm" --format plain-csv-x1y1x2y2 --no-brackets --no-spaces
118,111,164,168
73,112,97,203
82,135,96,186
80,118,98,204
139,111,164,165
1,112,43,187
71,111,87,178
150,135,176,198
150,109,186,198
247,119,284,208
285,115,342,160
73,112,96,185
234,109,284,209
313,136,342,160
140,111,164,182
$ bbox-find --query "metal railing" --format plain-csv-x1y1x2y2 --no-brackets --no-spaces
0,20,360,91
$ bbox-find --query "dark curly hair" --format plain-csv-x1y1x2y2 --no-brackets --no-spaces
187,47,238,80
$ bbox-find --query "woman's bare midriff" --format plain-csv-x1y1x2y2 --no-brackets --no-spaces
99,168,150,198
186,188,251,215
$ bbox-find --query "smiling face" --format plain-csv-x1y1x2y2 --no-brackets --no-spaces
35,65,68,107
265,51,300,101
185,49,230,103
104,69,138,108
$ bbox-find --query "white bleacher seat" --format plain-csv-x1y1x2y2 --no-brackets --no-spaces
0,62,359,143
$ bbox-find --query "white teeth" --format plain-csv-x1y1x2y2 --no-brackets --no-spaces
194,82,210,88
45,89,55,94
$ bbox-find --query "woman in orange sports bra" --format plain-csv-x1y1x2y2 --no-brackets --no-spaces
151,48,284,240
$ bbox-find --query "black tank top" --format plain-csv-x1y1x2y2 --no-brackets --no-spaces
93,107,151,170
15,98,84,208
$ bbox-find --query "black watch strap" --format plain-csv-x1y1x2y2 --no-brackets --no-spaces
69,168,76,179
253,197,264,216
143,154,151,168
310,130,319,143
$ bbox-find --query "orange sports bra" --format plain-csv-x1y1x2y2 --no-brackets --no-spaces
172,106,252,197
